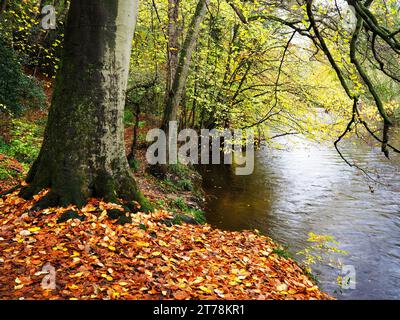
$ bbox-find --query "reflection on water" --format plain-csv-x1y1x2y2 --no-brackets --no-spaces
200,136,400,299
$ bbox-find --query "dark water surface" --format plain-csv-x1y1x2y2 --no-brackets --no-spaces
200,136,400,299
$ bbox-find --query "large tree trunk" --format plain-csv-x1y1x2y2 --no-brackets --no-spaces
20,0,151,211
161,0,209,131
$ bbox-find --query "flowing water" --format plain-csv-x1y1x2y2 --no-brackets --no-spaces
199,136,400,300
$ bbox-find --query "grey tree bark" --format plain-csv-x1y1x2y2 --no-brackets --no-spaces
20,0,152,211
165,0,181,99
161,0,209,131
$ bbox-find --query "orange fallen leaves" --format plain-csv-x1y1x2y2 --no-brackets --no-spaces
0,189,332,300
173,290,189,300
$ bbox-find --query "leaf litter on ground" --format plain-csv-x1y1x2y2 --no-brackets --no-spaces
0,188,331,300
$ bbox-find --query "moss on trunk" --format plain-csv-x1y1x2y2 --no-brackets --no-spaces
20,0,152,212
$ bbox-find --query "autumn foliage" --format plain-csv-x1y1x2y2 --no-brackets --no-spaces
0,188,331,300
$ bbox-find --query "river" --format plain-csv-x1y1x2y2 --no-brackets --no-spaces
199,135,400,300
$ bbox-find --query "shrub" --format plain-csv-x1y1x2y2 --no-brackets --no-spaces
176,178,194,191
0,152,25,180
124,109,135,126
0,1,66,78
296,232,348,274
173,198,189,211
0,119,43,165
0,37,46,115
172,198,206,224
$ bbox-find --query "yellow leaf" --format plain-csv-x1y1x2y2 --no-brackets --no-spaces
158,240,168,247
68,284,79,290
306,286,319,292
145,270,153,277
199,286,212,294
70,272,83,278
71,251,80,257
192,277,204,284
101,274,113,281
135,241,150,247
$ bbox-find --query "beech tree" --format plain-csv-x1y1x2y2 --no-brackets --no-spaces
20,0,152,211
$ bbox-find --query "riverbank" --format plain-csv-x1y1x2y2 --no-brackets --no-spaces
0,119,207,224
0,120,331,300
0,186,331,300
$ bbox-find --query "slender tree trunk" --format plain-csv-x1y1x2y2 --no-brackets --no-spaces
161,0,209,131
20,0,151,211
165,0,180,105
180,84,187,130
127,102,141,165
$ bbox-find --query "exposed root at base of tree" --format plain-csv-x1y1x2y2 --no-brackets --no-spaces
18,159,153,213
0,189,332,300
